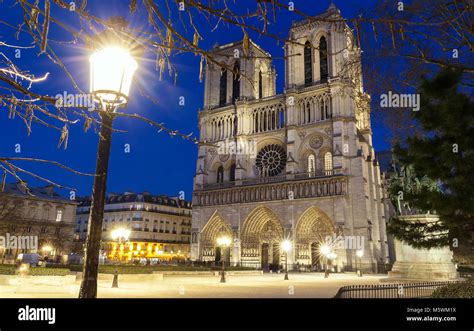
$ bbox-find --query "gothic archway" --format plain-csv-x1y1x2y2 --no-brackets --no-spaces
200,212,232,262
241,206,284,269
295,207,334,265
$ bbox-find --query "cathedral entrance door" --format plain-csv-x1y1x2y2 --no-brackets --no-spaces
261,243,269,271
311,242,320,271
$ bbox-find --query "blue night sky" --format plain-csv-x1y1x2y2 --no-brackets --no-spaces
0,0,390,200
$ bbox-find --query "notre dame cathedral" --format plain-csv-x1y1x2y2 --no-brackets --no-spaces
191,4,389,271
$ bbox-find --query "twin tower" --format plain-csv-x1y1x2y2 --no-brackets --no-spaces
190,4,388,272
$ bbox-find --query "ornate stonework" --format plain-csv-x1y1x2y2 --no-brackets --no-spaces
191,4,389,271
309,134,324,149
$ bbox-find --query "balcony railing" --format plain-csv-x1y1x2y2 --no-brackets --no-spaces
193,171,347,206
196,169,343,191
76,206,192,217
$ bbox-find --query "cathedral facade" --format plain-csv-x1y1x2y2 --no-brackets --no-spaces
191,4,389,271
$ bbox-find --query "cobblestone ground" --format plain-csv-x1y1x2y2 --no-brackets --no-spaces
0,273,386,298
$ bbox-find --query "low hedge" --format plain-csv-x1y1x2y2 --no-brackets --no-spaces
28,268,71,276
69,264,213,274
0,263,255,275
431,279,474,298
0,264,71,276
0,264,16,275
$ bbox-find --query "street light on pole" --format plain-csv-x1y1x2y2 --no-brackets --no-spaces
281,239,291,280
79,18,142,298
320,244,331,278
110,227,131,288
328,252,337,273
356,249,364,277
216,235,231,283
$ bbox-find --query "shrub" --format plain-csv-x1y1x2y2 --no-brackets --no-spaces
29,268,71,276
66,264,213,274
0,264,71,276
0,264,16,275
431,279,474,298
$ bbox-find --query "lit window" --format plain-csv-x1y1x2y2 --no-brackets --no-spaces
324,152,333,172
55,209,63,222
307,155,316,174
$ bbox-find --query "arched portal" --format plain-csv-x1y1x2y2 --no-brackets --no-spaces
200,212,232,262
295,207,334,266
241,206,284,270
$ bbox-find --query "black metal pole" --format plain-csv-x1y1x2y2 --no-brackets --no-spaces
79,111,114,298
324,256,329,278
355,253,359,276
220,246,226,283
284,251,289,280
112,237,120,288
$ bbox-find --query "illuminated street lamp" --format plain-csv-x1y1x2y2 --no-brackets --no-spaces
79,18,142,299
216,235,231,283
320,244,331,278
328,252,337,272
41,245,53,255
41,245,53,264
110,227,131,288
281,239,291,280
356,249,364,277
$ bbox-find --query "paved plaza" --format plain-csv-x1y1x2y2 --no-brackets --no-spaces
0,273,386,298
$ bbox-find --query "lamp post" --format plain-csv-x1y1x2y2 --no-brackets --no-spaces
281,239,291,280
216,235,231,283
356,249,364,277
320,245,331,278
79,19,142,298
328,252,337,273
110,227,131,288
41,245,53,264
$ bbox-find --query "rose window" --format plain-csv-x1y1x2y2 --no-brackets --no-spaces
255,144,287,177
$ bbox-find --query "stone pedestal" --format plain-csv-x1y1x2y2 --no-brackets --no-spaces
387,214,458,281
388,238,458,281
190,243,199,261
231,238,241,266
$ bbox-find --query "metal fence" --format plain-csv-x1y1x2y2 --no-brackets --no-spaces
334,280,463,298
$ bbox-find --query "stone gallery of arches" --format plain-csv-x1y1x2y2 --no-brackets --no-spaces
191,4,389,272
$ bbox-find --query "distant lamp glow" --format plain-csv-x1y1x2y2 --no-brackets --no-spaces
111,227,131,241
90,47,138,106
216,234,231,283
281,239,292,280
320,244,332,278
216,235,231,247
281,239,292,253
319,244,331,256
356,249,364,277
41,245,53,253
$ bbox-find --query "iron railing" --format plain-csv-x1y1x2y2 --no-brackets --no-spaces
334,280,463,298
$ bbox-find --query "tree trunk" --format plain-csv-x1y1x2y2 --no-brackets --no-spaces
79,112,114,298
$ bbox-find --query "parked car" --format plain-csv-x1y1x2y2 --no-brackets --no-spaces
67,253,83,265
16,253,39,267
